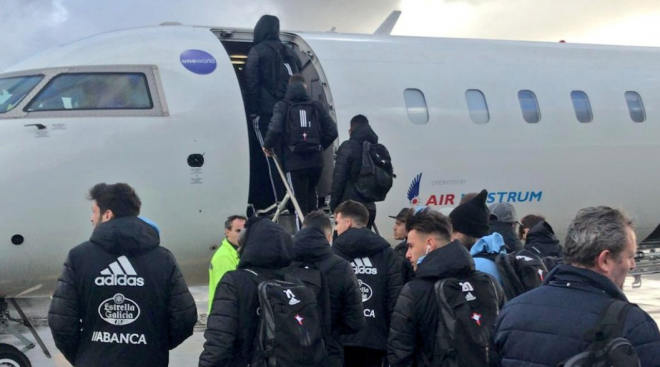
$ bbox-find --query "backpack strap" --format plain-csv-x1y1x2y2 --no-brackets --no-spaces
434,278,461,367
592,299,633,342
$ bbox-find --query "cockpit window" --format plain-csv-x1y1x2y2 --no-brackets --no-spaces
0,75,44,114
26,73,153,111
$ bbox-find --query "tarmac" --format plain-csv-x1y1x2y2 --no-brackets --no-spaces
3,274,660,367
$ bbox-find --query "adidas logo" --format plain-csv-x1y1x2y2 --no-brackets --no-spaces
465,292,477,302
95,256,144,287
351,257,378,275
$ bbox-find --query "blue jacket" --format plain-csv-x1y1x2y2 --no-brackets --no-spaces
470,233,506,284
491,265,660,367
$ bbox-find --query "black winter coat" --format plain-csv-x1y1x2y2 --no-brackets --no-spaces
292,228,365,367
199,218,294,367
329,123,379,212
388,241,500,367
332,227,403,351
48,217,197,367
245,15,302,116
394,240,415,284
524,220,562,257
492,265,660,367
263,82,338,172
488,220,523,253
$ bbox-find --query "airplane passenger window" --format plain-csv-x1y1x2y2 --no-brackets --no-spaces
518,90,541,123
26,73,153,112
570,91,593,123
0,75,44,114
465,89,489,124
625,91,646,123
404,88,429,125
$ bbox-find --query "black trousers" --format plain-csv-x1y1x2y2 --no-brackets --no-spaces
344,346,385,367
286,167,323,217
248,114,285,212
367,209,376,231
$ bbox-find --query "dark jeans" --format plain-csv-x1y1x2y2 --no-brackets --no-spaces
286,167,323,217
344,346,385,367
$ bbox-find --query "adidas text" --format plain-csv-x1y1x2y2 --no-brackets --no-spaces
91,331,147,345
354,267,378,275
95,275,145,287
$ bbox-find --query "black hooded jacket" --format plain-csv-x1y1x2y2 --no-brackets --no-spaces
394,240,415,284
332,227,403,351
245,15,303,116
199,218,293,367
263,82,338,171
524,221,562,257
330,123,380,211
388,241,488,367
48,217,197,367
488,220,523,253
292,228,365,366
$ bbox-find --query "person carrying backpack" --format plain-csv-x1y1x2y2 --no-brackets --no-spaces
330,115,393,229
332,201,403,367
492,206,660,367
290,211,365,367
388,207,505,367
199,217,326,367
245,15,303,214
263,74,338,216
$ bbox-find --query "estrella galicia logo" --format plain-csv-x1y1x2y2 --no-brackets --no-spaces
180,50,217,75
99,293,140,326
358,279,373,303
407,173,423,206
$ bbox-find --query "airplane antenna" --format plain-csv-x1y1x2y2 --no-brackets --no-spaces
374,11,401,36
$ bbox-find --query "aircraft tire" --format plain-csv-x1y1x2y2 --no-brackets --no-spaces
0,344,31,367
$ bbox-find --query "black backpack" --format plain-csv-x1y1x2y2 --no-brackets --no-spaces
264,43,294,99
286,261,333,347
246,269,326,367
558,299,640,367
354,141,394,202
283,100,322,154
474,249,548,301
427,271,503,367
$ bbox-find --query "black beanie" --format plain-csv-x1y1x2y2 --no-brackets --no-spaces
449,189,490,238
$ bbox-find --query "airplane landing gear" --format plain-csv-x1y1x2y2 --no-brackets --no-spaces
0,299,50,367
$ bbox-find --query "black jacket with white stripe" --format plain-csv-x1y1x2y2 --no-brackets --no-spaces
48,217,197,367
263,82,338,172
332,227,403,352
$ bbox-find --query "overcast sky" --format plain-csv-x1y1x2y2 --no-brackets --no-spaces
2,0,660,71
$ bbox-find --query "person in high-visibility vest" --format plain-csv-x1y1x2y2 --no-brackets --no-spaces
208,215,246,313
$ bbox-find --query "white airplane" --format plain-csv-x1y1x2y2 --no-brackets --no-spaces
1,12,660,364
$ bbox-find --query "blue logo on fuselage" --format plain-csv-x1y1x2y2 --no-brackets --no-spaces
180,50,217,75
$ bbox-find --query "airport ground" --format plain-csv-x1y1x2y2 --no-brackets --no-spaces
3,274,660,366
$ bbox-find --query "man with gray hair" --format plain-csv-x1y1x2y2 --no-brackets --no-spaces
491,206,660,366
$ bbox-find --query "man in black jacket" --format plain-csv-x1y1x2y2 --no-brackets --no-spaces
492,206,660,366
524,220,562,258
292,211,365,367
488,202,523,253
330,115,380,229
245,14,303,213
48,183,197,367
388,207,504,366
332,200,403,367
199,217,294,367
390,208,414,284
263,74,338,216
